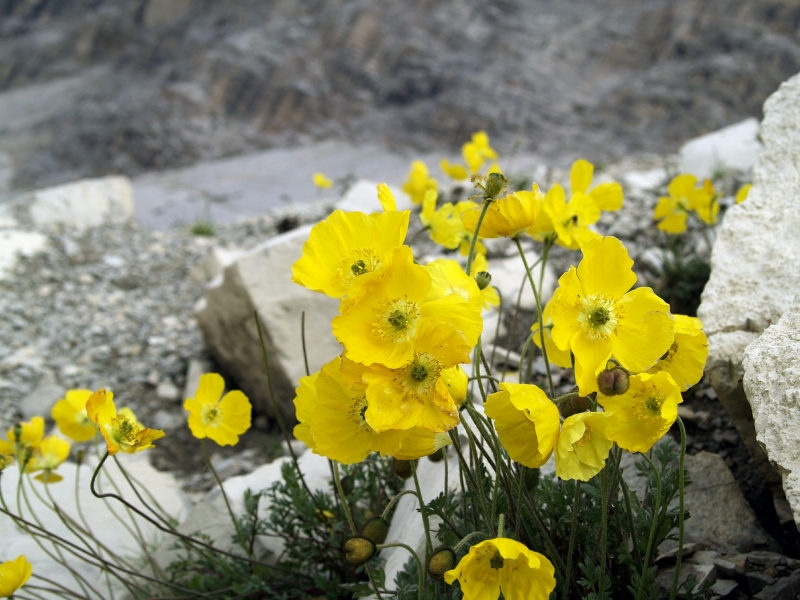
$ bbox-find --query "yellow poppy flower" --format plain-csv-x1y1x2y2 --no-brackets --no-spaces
309,358,407,464
425,258,481,304
421,191,463,250
0,416,45,460
529,183,601,249
184,373,252,446
361,319,469,432
377,183,396,212
555,411,614,481
694,179,719,226
312,172,334,189
530,297,572,369
441,365,469,407
444,537,555,600
550,236,674,395
654,174,708,234
735,183,752,205
570,158,624,212
29,436,71,483
51,389,96,442
292,371,319,449
402,161,438,205
454,200,486,256
292,209,410,299
599,372,681,453
441,159,469,181
462,185,544,239
647,314,708,391
0,555,33,598
462,131,498,174
0,454,12,471
484,383,560,468
334,246,482,368
86,389,164,455
393,428,452,460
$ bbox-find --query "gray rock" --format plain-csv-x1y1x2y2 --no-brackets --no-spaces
195,225,342,422
709,579,738,598
748,572,777,595
753,570,800,600
18,369,63,420
699,71,800,497
656,563,717,595
0,229,49,280
744,296,800,530
156,380,181,401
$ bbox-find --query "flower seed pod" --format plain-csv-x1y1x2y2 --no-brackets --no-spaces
427,547,456,580
428,448,444,463
393,458,414,480
360,517,389,545
475,271,492,291
343,537,376,566
558,395,592,418
340,474,355,495
523,467,540,493
483,172,507,200
597,366,630,396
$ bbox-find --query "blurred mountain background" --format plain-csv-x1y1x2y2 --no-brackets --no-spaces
1,0,798,194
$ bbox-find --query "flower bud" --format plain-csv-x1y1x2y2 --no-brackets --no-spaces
343,536,376,566
523,467,540,492
360,517,389,544
427,547,456,580
393,458,414,480
0,454,12,471
558,395,592,418
475,271,492,290
428,448,444,463
75,449,85,466
483,172,507,200
340,474,355,495
597,366,630,396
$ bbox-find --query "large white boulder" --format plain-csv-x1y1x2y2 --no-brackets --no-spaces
698,72,800,497
679,118,762,180
0,229,48,280
336,179,412,213
744,296,800,528
195,225,342,421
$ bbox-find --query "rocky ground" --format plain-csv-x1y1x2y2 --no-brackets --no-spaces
1,0,799,197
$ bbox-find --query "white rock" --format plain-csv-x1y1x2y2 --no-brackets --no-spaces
183,358,211,401
744,295,800,528
488,249,557,312
195,225,341,421
19,369,64,420
679,117,762,179
624,168,668,192
18,176,134,232
0,229,49,280
698,72,800,498
156,380,181,401
189,245,246,283
336,179,413,213
0,454,187,598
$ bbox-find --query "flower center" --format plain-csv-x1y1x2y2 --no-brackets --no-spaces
201,404,223,427
644,395,663,415
575,423,593,448
677,196,690,211
111,415,137,446
348,396,373,433
489,550,505,570
374,298,421,343
339,249,382,287
399,353,442,397
578,296,618,340
659,342,678,364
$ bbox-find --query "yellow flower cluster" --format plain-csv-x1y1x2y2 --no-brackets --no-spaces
291,205,482,463
654,174,719,233
0,416,71,484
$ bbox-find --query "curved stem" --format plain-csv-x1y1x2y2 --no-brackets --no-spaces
377,543,424,600
410,461,433,559
636,454,662,600
380,490,418,521
669,418,687,600
513,237,555,397
202,439,251,559
466,200,492,275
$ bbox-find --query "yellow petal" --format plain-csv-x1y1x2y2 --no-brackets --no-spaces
589,182,623,212
570,159,594,195
377,183,397,212
612,288,674,373
193,373,224,405
576,236,636,299
668,174,698,199
86,389,116,427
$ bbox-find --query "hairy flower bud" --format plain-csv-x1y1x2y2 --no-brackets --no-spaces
340,475,355,495
393,458,414,480
428,448,444,462
343,537,376,566
427,547,456,580
360,517,389,545
523,467,540,493
475,271,492,290
597,366,630,396
558,395,592,419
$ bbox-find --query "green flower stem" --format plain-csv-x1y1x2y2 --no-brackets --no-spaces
618,467,642,564
465,200,493,275
202,439,251,560
562,481,582,600
377,543,424,600
380,490,418,521
113,455,176,529
454,530,490,552
496,513,506,538
447,430,494,534
410,461,434,560
300,311,310,377
514,466,526,539
669,417,688,600
598,467,609,596
513,237,555,398
254,312,314,500
553,391,580,405
636,454,662,600
333,461,384,600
